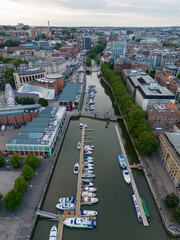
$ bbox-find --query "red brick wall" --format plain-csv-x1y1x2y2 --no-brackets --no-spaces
16,115,24,124
55,77,64,96
0,116,8,125
30,112,38,119
23,113,31,122
7,116,16,124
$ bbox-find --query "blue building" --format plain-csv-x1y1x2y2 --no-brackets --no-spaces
112,41,126,62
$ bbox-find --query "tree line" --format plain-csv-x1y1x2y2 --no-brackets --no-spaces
101,62,157,155
86,44,105,67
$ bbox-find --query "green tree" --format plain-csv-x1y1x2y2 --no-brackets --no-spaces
4,189,22,210
38,98,48,107
10,153,23,168
177,73,180,79
41,33,47,39
22,165,35,180
25,154,41,169
173,206,180,223
0,155,5,167
86,57,91,67
0,193,3,201
4,68,15,87
135,131,157,155
14,177,28,193
149,70,156,79
165,193,179,208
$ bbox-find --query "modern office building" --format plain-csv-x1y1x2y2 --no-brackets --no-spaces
159,132,180,187
6,106,66,156
83,37,91,50
112,41,126,62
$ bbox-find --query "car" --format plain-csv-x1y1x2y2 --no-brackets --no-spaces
66,107,72,111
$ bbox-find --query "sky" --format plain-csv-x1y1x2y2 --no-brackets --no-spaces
0,0,180,27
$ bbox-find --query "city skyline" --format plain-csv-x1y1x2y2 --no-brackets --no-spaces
1,0,180,27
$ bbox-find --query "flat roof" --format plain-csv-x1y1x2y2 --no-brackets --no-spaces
59,83,80,102
165,133,180,155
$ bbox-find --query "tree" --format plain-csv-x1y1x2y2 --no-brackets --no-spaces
25,154,41,169
10,153,23,168
0,193,3,201
149,70,156,79
38,98,48,107
165,193,179,208
135,131,157,155
0,155,5,167
177,73,180,79
86,57,91,67
4,189,22,210
41,33,47,39
22,165,35,180
173,206,180,223
4,68,15,87
14,177,28,193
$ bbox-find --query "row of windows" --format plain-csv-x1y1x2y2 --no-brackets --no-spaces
7,145,50,152
19,74,45,84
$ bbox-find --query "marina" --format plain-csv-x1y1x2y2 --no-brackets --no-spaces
32,72,172,240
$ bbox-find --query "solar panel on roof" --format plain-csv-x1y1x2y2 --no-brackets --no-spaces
29,133,43,139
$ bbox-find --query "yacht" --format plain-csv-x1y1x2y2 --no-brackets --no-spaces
80,210,98,217
83,159,93,164
81,178,93,183
74,163,79,175
118,154,126,169
77,142,81,150
123,170,131,184
132,193,142,223
82,166,94,170
82,170,93,174
56,202,75,210
49,225,57,240
58,197,75,203
81,197,98,204
63,217,96,228
81,191,96,197
80,123,83,129
83,156,94,160
83,150,92,155
81,187,97,192
82,174,95,178
81,182,94,187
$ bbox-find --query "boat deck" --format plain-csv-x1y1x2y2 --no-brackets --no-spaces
114,125,149,227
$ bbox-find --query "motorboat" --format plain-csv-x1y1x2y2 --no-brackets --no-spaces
141,196,150,222
49,225,57,240
123,170,131,184
80,210,98,217
56,202,75,210
83,150,92,155
81,197,98,204
83,156,94,160
85,124,88,128
63,217,96,228
81,182,94,187
81,187,97,192
74,163,79,175
118,154,126,169
83,163,94,167
132,193,142,224
82,170,93,174
83,159,93,164
84,145,94,149
58,197,75,203
82,166,94,170
80,123,83,129
77,142,81,150
82,174,95,178
84,146,93,151
89,106,95,111
81,178,93,183
81,191,96,197
84,131,87,136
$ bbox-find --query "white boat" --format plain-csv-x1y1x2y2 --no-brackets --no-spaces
80,210,98,217
63,217,96,228
83,150,92,155
82,166,94,170
81,197,98,204
83,159,93,164
132,193,142,223
82,174,95,178
58,197,75,203
81,191,96,197
81,187,97,192
82,178,93,183
84,146,93,151
82,170,93,174
85,124,88,128
81,182,94,187
56,202,76,210
89,106,95,111
84,156,94,160
84,145,94,149
80,123,83,129
77,142,81,150
49,225,57,240
118,154,126,169
83,163,94,167
123,170,131,184
74,163,79,175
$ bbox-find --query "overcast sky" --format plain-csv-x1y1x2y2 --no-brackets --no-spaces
1,0,180,27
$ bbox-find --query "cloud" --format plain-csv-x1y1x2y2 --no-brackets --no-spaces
0,0,179,26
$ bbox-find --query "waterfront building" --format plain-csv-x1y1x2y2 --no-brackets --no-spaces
159,132,180,187
6,106,66,156
112,41,126,62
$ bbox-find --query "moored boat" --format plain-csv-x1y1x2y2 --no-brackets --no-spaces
83,156,94,160
81,182,94,187
83,159,93,164
56,202,75,210
82,170,93,174
74,163,79,175
58,197,75,203
82,166,94,170
118,154,126,169
131,193,142,224
77,142,81,150
80,210,98,216
83,150,92,155
123,170,131,184
81,191,96,197
81,178,93,183
82,174,95,178
63,217,96,228
81,187,97,192
81,197,98,204
80,123,83,129
141,196,150,222
49,225,57,240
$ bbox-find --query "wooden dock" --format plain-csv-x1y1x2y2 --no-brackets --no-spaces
76,124,85,217
57,215,64,240
114,125,149,227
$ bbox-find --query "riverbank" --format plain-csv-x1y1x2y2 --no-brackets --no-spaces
101,74,180,237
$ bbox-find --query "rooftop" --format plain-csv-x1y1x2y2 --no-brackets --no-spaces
165,132,180,155
59,83,80,102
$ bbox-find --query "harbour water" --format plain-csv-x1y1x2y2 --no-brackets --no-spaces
32,72,173,240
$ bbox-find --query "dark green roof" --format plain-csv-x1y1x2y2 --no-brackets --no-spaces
59,83,80,102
